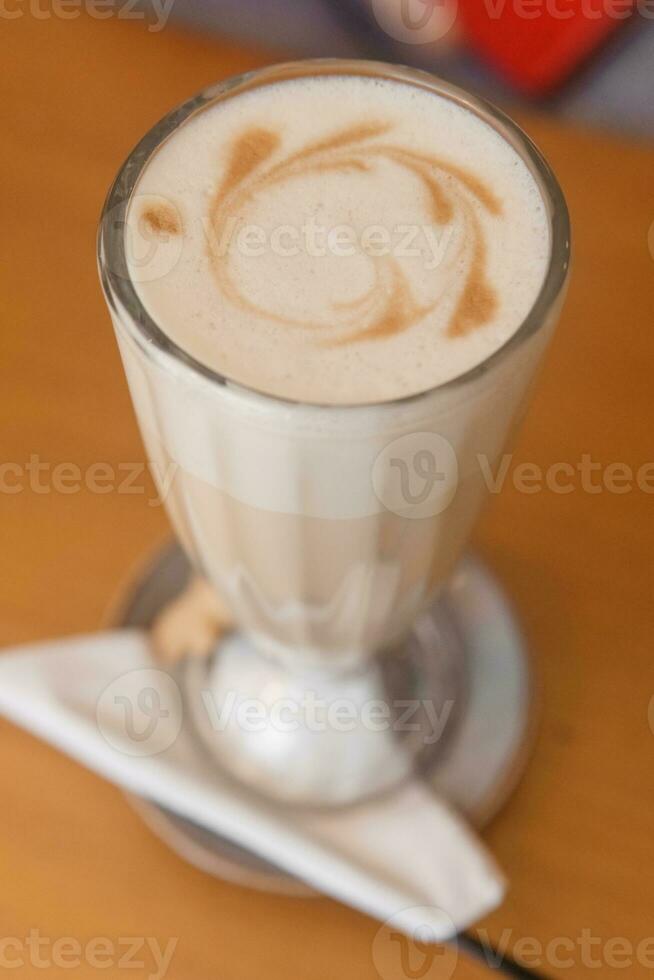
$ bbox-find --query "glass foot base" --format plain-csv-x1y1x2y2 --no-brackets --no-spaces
110,543,534,891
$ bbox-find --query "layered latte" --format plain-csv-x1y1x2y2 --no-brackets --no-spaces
112,65,558,665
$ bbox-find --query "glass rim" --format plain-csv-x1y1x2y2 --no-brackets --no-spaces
97,57,571,411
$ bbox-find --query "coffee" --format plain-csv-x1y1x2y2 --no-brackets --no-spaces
107,64,563,666
99,63,569,804
126,73,549,405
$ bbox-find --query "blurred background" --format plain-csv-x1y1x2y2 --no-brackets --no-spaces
161,0,654,137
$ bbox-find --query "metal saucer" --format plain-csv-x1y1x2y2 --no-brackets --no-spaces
109,542,535,895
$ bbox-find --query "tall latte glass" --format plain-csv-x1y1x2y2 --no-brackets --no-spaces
98,60,569,807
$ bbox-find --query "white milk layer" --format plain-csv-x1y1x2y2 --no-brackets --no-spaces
126,73,550,405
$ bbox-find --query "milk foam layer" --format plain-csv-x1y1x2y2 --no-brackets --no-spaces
127,74,550,404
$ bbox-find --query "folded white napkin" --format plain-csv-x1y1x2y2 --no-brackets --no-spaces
0,630,505,939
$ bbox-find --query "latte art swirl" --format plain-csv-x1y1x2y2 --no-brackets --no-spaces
127,73,549,403
207,121,502,346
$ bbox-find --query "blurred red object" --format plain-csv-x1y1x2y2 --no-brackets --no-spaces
456,0,636,93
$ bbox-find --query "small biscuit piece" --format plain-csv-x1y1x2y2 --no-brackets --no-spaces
150,577,232,664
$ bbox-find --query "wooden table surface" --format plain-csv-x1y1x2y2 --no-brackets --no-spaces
1,10,653,980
